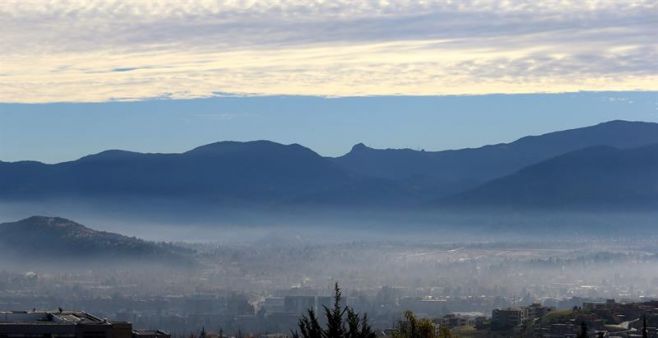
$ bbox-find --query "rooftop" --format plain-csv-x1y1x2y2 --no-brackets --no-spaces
0,311,109,325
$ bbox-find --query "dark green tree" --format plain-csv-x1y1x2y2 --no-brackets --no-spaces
297,309,323,338
293,283,376,338
325,284,346,338
577,321,588,338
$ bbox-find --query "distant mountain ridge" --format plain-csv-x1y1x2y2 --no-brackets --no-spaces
332,120,658,197
0,216,192,262
0,140,408,206
1,120,658,211
444,143,658,209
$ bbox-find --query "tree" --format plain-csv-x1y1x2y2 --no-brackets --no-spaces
643,314,648,338
577,321,588,338
293,283,376,338
393,311,439,338
438,326,452,338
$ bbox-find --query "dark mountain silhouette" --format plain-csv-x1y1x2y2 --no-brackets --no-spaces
0,216,192,262
444,143,658,209
1,121,658,211
0,140,408,207
332,120,658,197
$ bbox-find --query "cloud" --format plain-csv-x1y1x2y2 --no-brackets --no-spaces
0,0,656,102
111,67,140,73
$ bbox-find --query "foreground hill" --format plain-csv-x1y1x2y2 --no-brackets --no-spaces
0,216,192,263
445,144,658,209
332,120,658,197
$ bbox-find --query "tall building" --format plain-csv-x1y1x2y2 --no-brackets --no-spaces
491,308,528,330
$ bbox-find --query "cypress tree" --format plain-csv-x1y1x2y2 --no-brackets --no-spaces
293,283,375,338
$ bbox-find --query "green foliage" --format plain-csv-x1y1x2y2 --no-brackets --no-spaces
438,326,452,338
540,309,574,325
393,310,442,338
293,283,376,338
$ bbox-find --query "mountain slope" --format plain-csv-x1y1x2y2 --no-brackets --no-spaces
0,140,409,207
444,144,658,209
2,121,658,211
332,120,658,197
0,216,192,262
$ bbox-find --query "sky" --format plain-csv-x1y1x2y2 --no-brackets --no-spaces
1,0,657,102
0,1,657,162
2,92,657,163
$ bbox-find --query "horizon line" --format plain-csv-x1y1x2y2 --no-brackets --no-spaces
2,119,653,165
2,90,658,105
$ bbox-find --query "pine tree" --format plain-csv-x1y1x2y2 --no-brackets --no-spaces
293,283,376,338
324,283,345,338
297,309,323,338
577,321,588,338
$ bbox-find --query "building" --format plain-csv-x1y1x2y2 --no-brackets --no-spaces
262,297,286,314
437,313,486,329
438,314,469,329
0,310,169,338
131,331,170,338
284,296,316,315
526,303,553,319
316,296,333,312
491,308,527,330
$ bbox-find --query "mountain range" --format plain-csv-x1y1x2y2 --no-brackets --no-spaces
332,120,658,198
1,120,658,211
446,143,658,209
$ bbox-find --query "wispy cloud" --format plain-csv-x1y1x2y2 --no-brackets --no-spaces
1,0,656,102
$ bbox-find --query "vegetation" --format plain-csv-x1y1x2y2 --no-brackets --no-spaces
392,311,440,338
294,288,455,338
293,283,376,338
577,321,588,338
539,309,574,325
391,310,455,338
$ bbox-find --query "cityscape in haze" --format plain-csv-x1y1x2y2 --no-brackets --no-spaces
1,1,658,338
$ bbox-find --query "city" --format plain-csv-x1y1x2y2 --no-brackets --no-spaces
1,1,657,337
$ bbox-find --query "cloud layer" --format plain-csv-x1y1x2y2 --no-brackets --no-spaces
1,0,657,102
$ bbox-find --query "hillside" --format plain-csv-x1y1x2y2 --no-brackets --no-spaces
332,120,658,197
0,140,409,207
1,121,658,211
0,216,193,262
444,144,658,209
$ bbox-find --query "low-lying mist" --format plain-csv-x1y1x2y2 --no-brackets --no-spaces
1,199,657,243
2,201,658,333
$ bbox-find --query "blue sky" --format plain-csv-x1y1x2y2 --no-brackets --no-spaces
1,2,656,162
1,92,656,163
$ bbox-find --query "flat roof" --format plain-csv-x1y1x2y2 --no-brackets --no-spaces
0,311,109,325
